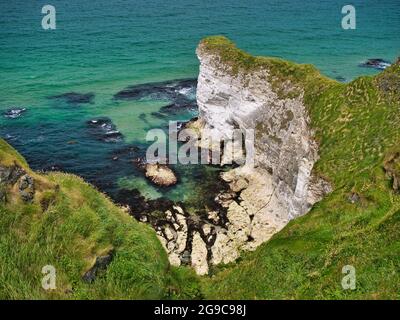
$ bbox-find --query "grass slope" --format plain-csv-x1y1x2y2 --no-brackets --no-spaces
200,36,400,299
0,140,201,299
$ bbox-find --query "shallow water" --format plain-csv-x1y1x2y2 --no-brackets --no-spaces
0,0,399,206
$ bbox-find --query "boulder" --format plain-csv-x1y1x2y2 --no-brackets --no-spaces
145,163,177,187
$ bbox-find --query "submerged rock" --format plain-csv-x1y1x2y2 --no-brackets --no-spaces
3,108,27,119
86,117,123,143
114,78,196,102
49,92,95,105
114,79,198,114
359,58,391,70
145,163,177,187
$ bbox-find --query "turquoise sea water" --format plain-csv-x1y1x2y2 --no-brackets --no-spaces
0,0,399,205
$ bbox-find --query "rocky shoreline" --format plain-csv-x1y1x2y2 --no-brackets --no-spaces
121,156,294,275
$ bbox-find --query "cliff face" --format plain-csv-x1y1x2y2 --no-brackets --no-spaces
196,37,331,218
150,37,336,275
165,37,333,273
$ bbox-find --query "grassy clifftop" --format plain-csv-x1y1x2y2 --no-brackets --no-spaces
0,140,200,299
200,37,400,299
198,36,336,100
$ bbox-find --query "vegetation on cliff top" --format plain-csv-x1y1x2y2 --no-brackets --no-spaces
199,36,336,99
199,37,400,299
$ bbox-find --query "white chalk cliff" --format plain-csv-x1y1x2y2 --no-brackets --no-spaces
196,39,331,219
147,37,332,275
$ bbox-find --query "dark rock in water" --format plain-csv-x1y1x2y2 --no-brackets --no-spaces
86,117,123,143
102,131,123,143
113,188,147,215
82,249,115,283
359,59,391,71
151,111,168,119
159,100,198,114
132,156,147,169
3,108,27,119
42,163,64,172
335,76,346,83
114,78,196,102
112,145,141,158
115,79,199,119
113,188,176,219
114,79,198,114
49,92,95,105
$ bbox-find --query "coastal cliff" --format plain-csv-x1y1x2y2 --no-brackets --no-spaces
152,37,338,274
156,37,400,280
197,37,333,218
200,39,400,298
169,37,334,273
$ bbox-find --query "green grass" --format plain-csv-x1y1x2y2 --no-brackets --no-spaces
199,37,400,299
0,140,201,299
